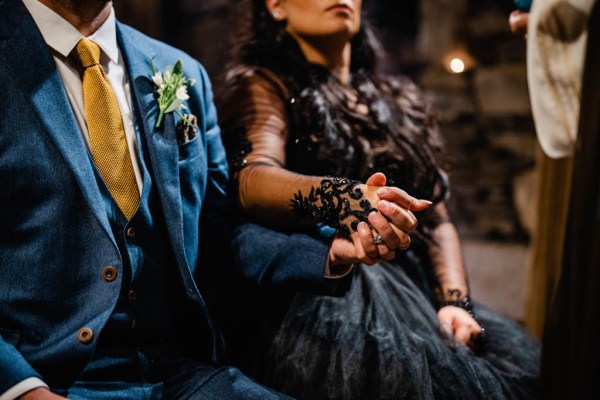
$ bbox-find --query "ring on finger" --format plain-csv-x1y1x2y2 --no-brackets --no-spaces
373,234,383,245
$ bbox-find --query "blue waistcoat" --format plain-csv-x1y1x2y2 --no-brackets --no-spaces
79,124,207,383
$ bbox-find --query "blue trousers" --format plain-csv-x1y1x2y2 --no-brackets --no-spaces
54,363,291,399
51,342,292,400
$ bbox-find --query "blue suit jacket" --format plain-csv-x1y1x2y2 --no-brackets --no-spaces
0,0,233,390
0,0,327,393
0,0,334,392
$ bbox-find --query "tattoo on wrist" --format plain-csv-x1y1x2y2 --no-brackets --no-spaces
290,177,376,236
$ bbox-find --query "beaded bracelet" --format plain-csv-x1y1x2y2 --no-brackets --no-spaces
443,289,475,318
444,296,478,321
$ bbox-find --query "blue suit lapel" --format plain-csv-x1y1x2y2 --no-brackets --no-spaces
116,24,190,272
0,1,116,248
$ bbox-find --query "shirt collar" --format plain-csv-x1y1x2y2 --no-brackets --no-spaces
22,0,119,63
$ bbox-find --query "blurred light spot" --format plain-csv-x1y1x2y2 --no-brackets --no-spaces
450,58,465,73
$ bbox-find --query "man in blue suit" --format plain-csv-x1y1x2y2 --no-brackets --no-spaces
0,0,423,398
0,0,305,398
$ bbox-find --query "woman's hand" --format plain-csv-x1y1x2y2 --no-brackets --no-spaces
437,305,483,349
328,172,432,264
347,173,431,260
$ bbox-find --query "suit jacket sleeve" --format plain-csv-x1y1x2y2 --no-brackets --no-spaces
0,335,42,395
197,62,231,239
231,223,352,296
218,69,354,295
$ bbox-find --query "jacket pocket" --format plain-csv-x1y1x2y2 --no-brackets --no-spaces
178,137,201,162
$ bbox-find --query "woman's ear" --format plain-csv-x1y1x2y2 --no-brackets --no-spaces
266,0,286,21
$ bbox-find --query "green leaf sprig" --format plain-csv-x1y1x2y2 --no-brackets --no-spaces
150,59,196,128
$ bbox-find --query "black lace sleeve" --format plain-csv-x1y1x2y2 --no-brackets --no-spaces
219,67,372,233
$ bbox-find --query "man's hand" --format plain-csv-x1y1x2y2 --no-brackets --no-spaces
19,388,67,400
509,10,529,35
437,306,483,349
329,233,381,266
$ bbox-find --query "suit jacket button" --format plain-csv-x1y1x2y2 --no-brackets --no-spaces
126,227,136,238
77,327,93,344
102,266,117,282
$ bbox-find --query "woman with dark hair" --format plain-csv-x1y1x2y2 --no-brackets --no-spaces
219,0,540,398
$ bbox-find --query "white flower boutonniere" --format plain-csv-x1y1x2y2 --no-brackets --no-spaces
150,59,196,128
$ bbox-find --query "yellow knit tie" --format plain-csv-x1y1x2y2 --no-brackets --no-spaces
76,39,140,220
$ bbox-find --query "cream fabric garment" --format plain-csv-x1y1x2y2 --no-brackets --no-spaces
527,0,596,158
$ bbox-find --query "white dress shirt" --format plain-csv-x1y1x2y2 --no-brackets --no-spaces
0,2,143,399
22,0,143,192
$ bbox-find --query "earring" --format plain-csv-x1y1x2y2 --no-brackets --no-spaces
272,10,282,20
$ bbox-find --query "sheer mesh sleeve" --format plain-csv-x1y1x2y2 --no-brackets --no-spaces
220,68,372,232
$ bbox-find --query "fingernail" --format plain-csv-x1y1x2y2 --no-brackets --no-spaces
370,211,380,222
377,188,388,196
378,200,389,211
419,199,433,205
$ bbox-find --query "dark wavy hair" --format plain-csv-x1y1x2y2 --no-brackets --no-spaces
224,0,449,239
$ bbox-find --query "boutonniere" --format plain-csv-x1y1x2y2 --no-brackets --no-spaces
150,59,196,129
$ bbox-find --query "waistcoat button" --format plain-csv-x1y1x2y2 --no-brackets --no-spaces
77,327,93,344
102,266,117,282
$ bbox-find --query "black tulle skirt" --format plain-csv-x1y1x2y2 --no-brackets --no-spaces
262,261,540,400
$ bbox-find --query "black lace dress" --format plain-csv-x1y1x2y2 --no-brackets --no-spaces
219,65,540,400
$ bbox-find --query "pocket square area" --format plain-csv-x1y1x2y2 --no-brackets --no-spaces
176,113,198,144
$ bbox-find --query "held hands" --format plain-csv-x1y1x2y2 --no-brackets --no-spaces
438,306,484,349
355,173,431,262
329,173,432,266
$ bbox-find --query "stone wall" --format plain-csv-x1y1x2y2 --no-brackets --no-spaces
416,0,536,241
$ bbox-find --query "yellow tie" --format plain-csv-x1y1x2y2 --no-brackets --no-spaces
76,39,140,220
